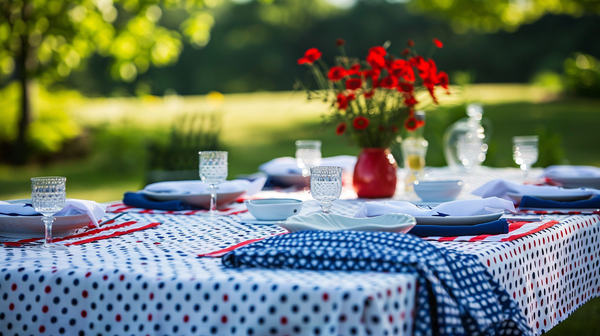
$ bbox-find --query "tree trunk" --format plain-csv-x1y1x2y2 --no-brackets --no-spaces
12,22,31,164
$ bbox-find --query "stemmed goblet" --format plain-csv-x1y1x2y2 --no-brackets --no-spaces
199,151,228,215
31,177,66,249
513,136,539,178
310,166,342,214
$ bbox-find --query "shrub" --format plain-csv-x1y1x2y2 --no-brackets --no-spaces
564,53,600,99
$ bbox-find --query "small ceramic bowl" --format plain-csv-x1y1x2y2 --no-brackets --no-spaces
245,199,303,221
413,180,463,202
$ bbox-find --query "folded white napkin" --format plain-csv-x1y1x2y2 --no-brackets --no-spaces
259,156,357,175
544,165,600,178
56,200,106,228
0,199,106,228
472,179,600,201
353,197,515,218
143,177,266,197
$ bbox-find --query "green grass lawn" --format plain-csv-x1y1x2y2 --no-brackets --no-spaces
0,84,599,333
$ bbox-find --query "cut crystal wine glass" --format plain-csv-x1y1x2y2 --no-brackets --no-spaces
199,151,228,215
513,136,538,178
310,166,342,214
31,177,66,248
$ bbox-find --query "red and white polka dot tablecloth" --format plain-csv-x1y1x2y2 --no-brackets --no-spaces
1,167,598,336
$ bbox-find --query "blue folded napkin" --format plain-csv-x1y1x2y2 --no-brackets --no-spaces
122,192,197,211
222,230,531,336
520,195,600,209
408,219,509,237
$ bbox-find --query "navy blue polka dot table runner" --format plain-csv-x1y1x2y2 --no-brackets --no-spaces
222,230,532,336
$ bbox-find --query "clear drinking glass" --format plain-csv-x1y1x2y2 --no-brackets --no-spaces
456,134,488,172
310,166,342,214
31,177,66,248
295,140,322,177
199,151,228,215
513,136,539,177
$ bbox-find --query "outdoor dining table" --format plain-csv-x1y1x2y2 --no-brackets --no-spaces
0,167,598,336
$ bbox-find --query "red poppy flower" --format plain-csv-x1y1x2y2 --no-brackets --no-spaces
402,67,415,82
336,122,347,135
366,47,387,69
427,59,438,74
388,59,408,78
407,39,415,47
345,78,362,90
352,116,369,131
401,48,410,56
391,125,399,133
380,75,398,89
347,93,356,101
438,71,449,90
362,68,380,80
412,56,430,79
369,46,387,57
328,66,348,81
336,38,346,47
364,90,375,99
336,93,348,109
433,38,443,48
398,82,414,93
297,48,322,65
353,116,370,130
347,64,361,76
404,117,418,132
404,94,418,106
416,119,425,128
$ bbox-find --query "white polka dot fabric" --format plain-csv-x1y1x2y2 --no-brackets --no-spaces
435,214,600,335
0,212,417,336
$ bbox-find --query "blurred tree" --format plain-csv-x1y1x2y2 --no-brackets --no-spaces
0,0,220,164
407,0,600,33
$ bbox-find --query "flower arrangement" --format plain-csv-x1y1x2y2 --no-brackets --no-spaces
297,38,450,148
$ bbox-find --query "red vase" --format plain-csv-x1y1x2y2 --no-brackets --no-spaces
353,148,398,198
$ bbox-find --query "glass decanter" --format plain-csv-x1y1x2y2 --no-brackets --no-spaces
442,104,491,173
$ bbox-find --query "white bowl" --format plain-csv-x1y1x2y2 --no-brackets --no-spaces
245,199,303,221
413,180,463,202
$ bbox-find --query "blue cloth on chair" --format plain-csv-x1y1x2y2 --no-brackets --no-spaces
409,219,509,237
122,192,196,211
520,195,600,209
222,230,531,336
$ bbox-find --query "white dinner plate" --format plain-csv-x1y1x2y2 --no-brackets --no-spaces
281,213,416,233
0,200,94,239
544,175,600,189
268,173,308,187
141,189,246,208
414,212,504,226
507,191,594,203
